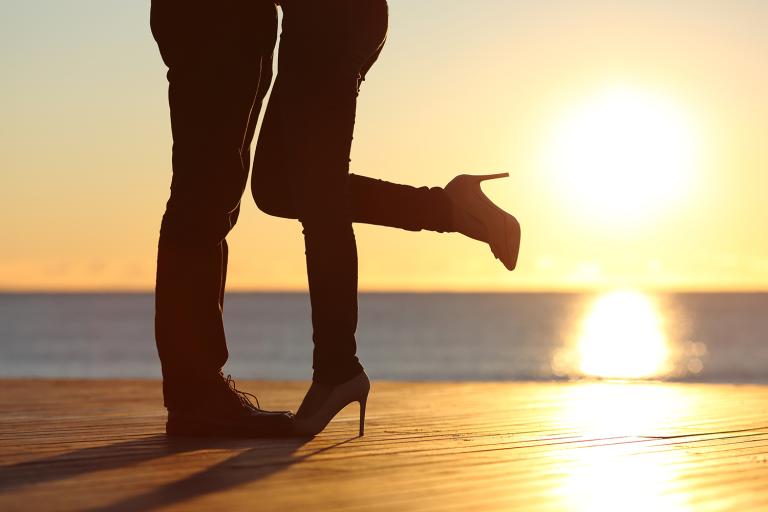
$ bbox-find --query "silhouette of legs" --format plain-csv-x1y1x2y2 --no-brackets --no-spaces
251,0,453,385
152,0,455,400
152,0,278,409
252,11,452,234
254,170,454,234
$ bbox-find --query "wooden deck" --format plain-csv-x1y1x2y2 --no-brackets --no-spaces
1,380,767,511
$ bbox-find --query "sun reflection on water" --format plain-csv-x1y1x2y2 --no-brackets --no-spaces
549,290,703,381
546,292,702,510
577,290,669,379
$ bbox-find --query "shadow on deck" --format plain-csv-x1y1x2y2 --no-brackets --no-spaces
1,379,767,511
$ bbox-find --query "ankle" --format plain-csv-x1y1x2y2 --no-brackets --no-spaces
312,363,364,386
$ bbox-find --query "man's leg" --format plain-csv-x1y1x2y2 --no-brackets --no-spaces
151,0,277,410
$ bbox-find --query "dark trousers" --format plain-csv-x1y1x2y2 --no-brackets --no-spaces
152,0,453,409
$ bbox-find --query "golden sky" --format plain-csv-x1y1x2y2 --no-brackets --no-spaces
2,0,767,291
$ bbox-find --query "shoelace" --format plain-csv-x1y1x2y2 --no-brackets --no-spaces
223,373,263,411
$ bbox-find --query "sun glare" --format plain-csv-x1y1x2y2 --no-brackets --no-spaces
554,384,694,511
546,85,698,222
577,290,669,379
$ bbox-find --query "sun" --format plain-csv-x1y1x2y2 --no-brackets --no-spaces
545,85,699,222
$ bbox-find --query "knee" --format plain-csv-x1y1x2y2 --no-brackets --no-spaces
293,180,352,228
251,175,297,220
160,197,240,247
161,148,248,245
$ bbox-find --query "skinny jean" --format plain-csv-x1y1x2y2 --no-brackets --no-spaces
152,0,453,409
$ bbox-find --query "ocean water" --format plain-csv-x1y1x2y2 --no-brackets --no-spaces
0,292,766,383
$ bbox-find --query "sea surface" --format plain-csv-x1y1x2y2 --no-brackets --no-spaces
0,292,766,383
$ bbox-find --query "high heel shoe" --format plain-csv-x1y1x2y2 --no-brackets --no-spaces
293,371,370,437
444,172,521,270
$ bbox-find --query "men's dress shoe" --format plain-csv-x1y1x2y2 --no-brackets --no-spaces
166,373,294,438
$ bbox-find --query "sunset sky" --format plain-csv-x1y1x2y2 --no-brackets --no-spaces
2,0,767,291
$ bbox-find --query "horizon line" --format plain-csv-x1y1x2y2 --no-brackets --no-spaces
2,287,768,294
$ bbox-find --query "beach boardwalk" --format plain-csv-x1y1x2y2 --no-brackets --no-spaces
1,379,767,511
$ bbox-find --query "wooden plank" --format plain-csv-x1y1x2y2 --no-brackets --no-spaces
0,380,767,511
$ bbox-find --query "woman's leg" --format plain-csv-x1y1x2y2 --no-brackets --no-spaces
255,171,455,233
253,69,453,233
253,4,454,235
253,0,398,385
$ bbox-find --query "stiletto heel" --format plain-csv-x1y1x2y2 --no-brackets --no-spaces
445,172,521,271
293,372,371,437
358,397,367,437
473,172,510,182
